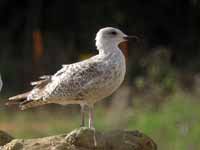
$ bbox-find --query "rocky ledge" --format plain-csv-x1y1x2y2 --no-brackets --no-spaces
0,128,157,150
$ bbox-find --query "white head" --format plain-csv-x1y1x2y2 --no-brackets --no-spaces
95,27,129,51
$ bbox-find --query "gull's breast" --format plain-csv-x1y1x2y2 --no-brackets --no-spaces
87,51,126,103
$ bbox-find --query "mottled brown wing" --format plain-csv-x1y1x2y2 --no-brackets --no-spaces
44,61,104,101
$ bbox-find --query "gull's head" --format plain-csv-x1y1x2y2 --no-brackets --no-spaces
95,27,129,50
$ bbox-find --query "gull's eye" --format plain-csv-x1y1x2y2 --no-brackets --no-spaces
109,31,117,35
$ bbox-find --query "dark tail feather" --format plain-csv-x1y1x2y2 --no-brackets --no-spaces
6,92,30,105
19,99,48,110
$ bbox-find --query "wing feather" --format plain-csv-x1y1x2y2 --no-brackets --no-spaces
7,56,105,109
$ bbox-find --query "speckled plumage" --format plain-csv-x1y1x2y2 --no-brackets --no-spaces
20,50,125,109
7,27,130,128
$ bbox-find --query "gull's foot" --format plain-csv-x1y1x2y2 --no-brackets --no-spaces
90,127,97,147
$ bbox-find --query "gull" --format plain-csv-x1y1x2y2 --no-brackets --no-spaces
6,27,135,128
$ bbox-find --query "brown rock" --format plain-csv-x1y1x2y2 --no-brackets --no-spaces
2,128,157,150
0,131,13,146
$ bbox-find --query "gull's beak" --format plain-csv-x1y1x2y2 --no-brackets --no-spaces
123,35,139,41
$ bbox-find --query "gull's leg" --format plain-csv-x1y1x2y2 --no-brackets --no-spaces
88,104,94,128
80,104,85,127
88,104,97,146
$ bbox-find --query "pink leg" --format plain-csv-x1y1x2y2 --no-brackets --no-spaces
80,104,85,127
88,104,97,146
88,104,94,128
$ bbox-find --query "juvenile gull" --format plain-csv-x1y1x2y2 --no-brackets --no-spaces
7,27,135,128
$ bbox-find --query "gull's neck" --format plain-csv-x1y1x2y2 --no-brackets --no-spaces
96,41,121,55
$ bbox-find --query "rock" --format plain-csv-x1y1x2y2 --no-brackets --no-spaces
2,128,157,150
0,131,13,146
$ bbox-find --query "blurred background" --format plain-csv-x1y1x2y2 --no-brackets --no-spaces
0,0,200,149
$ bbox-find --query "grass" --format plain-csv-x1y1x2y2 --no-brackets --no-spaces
0,90,200,150
127,93,200,150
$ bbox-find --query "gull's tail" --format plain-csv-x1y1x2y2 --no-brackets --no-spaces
6,91,30,105
6,74,52,110
7,92,48,110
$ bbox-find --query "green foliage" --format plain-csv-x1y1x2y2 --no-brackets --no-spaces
127,92,200,150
